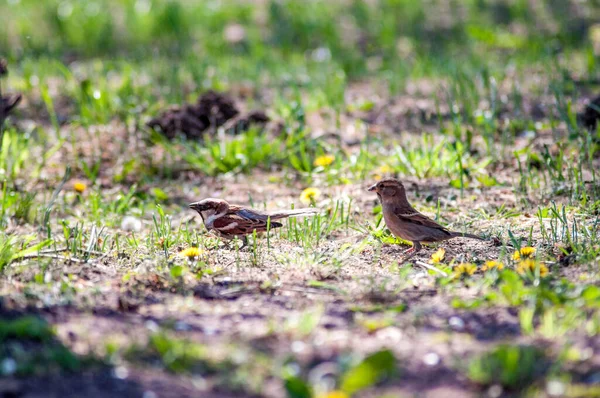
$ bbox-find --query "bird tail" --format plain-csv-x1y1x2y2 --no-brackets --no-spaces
450,231,486,240
268,208,319,219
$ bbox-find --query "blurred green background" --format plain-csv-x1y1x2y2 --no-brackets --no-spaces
2,0,599,87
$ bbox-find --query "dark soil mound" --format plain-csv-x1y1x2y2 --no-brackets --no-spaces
147,90,269,140
578,94,600,131
0,58,22,128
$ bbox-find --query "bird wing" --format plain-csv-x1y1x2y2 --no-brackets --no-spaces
233,207,271,221
266,208,319,219
231,206,317,221
212,211,282,236
395,211,451,234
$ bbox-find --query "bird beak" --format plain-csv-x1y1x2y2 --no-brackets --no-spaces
367,184,377,192
189,202,203,211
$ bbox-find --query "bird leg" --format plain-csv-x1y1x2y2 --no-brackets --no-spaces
400,241,422,263
236,236,249,251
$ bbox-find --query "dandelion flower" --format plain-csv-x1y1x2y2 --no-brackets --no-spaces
453,263,477,278
516,259,548,277
300,187,321,205
430,248,446,264
317,392,349,398
314,154,335,168
512,246,536,261
378,164,393,174
73,181,87,193
482,260,504,271
374,164,394,180
179,247,203,259
121,216,142,232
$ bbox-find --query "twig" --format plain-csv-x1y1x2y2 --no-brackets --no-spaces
12,254,85,263
399,289,438,294
415,260,449,276
37,247,104,256
278,285,340,296
11,248,112,265
219,286,258,297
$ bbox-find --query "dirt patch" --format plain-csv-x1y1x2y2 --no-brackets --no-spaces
2,65,600,398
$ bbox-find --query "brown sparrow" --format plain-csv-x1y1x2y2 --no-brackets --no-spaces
368,178,485,260
189,198,318,246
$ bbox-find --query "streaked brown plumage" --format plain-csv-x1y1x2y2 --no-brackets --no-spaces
189,198,318,246
368,178,485,260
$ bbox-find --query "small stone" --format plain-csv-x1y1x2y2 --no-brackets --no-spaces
112,366,129,379
291,340,306,354
375,327,403,342
224,23,246,44
312,47,331,62
174,321,191,331
487,385,503,398
1,358,17,375
546,380,566,396
449,316,465,330
423,352,440,366
144,320,159,332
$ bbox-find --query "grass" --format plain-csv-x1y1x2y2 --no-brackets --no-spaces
0,316,84,376
1,0,600,397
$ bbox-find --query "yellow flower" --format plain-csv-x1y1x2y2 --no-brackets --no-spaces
516,259,549,277
317,391,349,398
300,187,321,205
179,247,203,259
73,182,87,193
314,154,335,168
453,263,477,278
482,260,504,271
512,246,536,261
373,164,394,180
378,164,393,174
430,248,446,264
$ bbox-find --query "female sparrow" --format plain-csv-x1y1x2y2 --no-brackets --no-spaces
368,178,485,261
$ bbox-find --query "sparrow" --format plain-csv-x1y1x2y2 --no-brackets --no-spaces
368,178,485,261
189,198,318,246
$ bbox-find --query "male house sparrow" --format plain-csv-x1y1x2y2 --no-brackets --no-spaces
189,198,318,246
368,178,485,260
